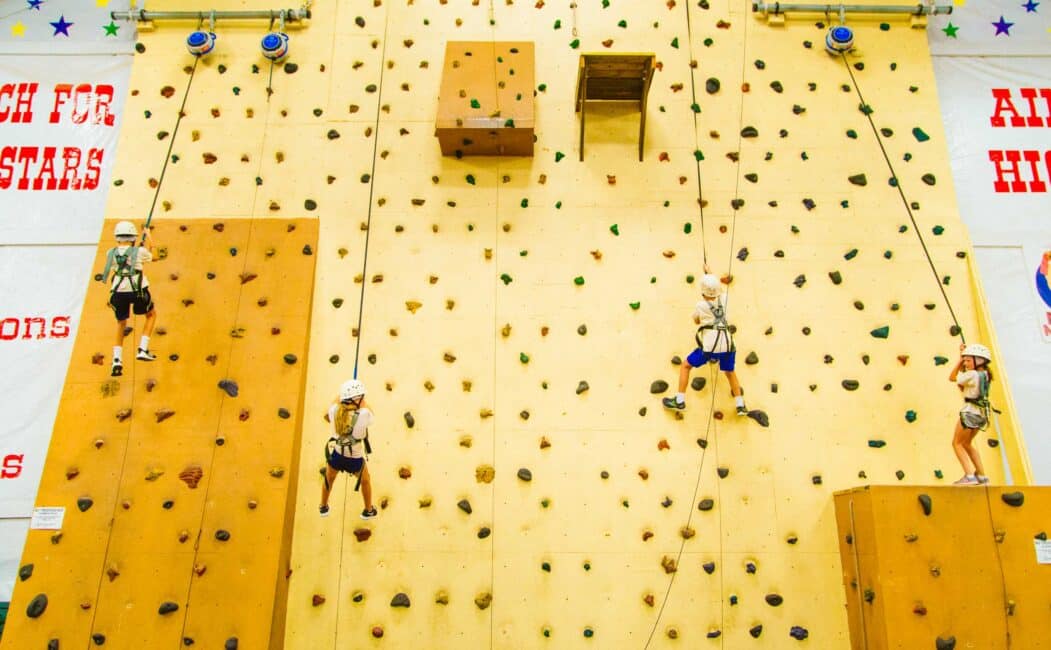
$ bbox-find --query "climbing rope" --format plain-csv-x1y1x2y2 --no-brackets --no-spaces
840,56,965,344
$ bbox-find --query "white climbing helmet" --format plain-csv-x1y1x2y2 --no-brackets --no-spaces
114,220,137,240
340,379,366,402
962,343,991,362
701,274,722,298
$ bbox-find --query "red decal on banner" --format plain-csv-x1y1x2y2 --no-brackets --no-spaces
990,88,1051,127
1044,311,1051,338
1019,88,1047,128
988,150,1027,192
991,89,1025,127
1,455,23,479
0,146,104,191
0,316,73,340
0,83,38,123
49,83,117,127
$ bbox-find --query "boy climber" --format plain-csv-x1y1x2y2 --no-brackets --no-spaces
663,264,747,415
100,220,157,377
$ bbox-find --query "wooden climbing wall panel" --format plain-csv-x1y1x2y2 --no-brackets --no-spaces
1,217,318,649
2,0,1031,647
834,486,1051,649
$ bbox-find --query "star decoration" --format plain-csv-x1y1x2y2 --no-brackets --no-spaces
1022,0,1039,12
27,0,42,10
11,21,26,37
97,0,109,5
992,15,1014,35
50,15,73,36
942,21,959,37
103,21,119,36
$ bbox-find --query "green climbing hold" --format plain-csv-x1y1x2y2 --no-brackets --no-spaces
932,225,944,235
859,103,873,115
934,469,943,479
704,37,713,46
470,98,480,109
521,198,528,208
870,326,889,339
846,129,858,139
554,19,561,29
520,353,529,364
690,103,701,114
505,118,515,127
905,410,917,423
879,22,890,30
686,275,695,283
538,83,548,92
670,37,679,48
555,151,565,162
584,628,594,638
574,276,585,286
555,201,562,209
618,19,627,28
610,224,619,236
466,174,476,185
933,355,950,366
570,39,580,49
694,150,704,161
629,302,640,310
741,126,758,138
500,273,513,285
684,223,692,234
912,127,929,142
848,174,867,186
868,440,886,448
883,250,893,259
845,249,858,260
744,173,758,183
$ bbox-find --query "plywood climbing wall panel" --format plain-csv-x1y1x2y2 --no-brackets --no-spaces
834,485,1051,650
1,217,317,650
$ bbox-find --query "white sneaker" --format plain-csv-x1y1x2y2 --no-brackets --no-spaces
953,475,979,486
976,475,990,485
136,348,156,361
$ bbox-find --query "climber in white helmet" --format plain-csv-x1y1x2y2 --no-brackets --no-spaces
663,263,747,415
98,220,158,377
319,378,377,519
949,342,994,486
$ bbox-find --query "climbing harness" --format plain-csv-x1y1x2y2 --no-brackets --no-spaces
324,408,372,492
100,246,145,296
695,298,735,355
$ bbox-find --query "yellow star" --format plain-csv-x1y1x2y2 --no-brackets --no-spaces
954,0,965,5
96,0,110,6
11,21,25,37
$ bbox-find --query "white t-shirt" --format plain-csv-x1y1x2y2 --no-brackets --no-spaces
327,404,372,459
110,245,152,292
693,294,732,353
957,370,987,415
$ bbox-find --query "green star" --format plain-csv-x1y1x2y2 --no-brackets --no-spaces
103,21,119,36
942,21,959,38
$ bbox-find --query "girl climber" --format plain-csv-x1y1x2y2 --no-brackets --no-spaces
949,342,995,486
663,264,747,415
100,220,158,377
320,378,378,519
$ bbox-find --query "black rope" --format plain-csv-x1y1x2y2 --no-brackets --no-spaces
684,1,709,266
841,55,965,343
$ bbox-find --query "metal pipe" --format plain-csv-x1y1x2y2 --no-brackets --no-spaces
110,8,311,23
752,2,952,15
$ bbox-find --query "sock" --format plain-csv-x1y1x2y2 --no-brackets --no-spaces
113,346,122,361
675,392,685,404
735,396,745,408
139,335,150,351
965,474,976,479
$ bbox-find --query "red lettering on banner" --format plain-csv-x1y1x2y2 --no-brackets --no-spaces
0,82,38,123
84,147,102,190
989,150,1027,192
1044,311,1051,338
22,317,46,340
1023,150,1047,192
15,146,38,190
987,150,1051,193
991,89,1025,127
0,318,18,340
50,316,71,338
990,88,1051,127
1,455,23,479
0,146,14,189
60,147,81,190
1019,89,1046,128
49,83,118,126
0,316,73,341
0,146,104,192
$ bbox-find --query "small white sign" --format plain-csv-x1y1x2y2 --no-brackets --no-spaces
29,507,65,531
1036,539,1051,565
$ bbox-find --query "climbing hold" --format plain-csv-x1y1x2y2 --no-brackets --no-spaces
747,410,770,427
691,377,706,391
458,499,473,514
661,556,678,573
842,380,859,391
706,78,720,94
573,276,585,286
650,380,669,394
218,380,239,397
390,593,411,608
745,351,759,365
918,494,933,516
868,440,886,448
158,602,179,615
698,498,715,511
77,497,93,512
517,468,533,482
576,381,589,395
936,637,957,650
1002,492,1025,507
789,626,809,640
766,594,783,606
26,593,47,618
283,354,297,365
870,326,889,339
474,593,493,610
848,174,867,186
404,412,415,428
702,561,716,574
155,409,175,423
770,81,783,93
277,408,291,419
793,274,806,288
922,173,937,185
215,529,231,541
741,126,758,138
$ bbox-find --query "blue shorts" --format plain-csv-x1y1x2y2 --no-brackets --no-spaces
328,453,364,474
686,348,736,371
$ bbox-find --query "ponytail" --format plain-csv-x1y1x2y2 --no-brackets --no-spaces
334,400,359,436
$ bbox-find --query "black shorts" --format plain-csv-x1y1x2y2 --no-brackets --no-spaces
328,452,364,474
109,288,154,321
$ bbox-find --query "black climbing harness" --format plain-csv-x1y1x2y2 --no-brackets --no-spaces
695,297,735,354
101,246,145,296
324,408,372,491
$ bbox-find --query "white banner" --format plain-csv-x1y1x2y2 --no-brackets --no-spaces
0,0,135,54
929,0,1051,56
0,518,30,601
0,53,131,244
0,245,95,517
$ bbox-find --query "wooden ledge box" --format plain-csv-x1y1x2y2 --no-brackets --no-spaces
435,41,535,157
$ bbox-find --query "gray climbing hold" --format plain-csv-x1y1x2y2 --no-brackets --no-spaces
848,174,867,186
747,410,770,427
717,467,729,478
750,625,763,638
737,247,749,261
870,326,889,339
158,601,179,615
277,408,291,419
702,561,716,574
842,380,859,391
391,593,411,608
218,380,238,397
577,324,587,335
26,593,47,618
698,498,715,511
283,62,298,74
745,352,759,365
283,354,297,365
225,638,239,650
691,377,706,391
922,173,936,185
1002,492,1024,507
936,637,956,650
765,594,783,606
404,412,415,428
650,380,669,394
77,497,93,512
793,274,806,288
741,126,758,138
48,640,58,650
829,270,842,285
918,494,932,516
517,468,532,482
18,564,33,581
770,81,783,93
706,78,720,94
458,499,473,514
576,381,589,395
215,529,231,541
790,626,809,640
478,527,491,539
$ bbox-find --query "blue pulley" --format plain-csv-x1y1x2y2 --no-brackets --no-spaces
186,31,217,57
825,25,854,54
261,32,290,62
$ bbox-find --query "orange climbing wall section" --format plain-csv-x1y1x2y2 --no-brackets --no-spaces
834,486,1051,649
5,0,1031,647
1,218,318,649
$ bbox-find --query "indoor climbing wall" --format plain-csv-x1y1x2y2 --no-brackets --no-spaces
6,0,1034,647
834,486,1051,649
1,217,318,649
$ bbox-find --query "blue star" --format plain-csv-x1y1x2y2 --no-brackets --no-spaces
992,15,1014,35
49,14,72,36
27,0,42,9
1022,0,1039,12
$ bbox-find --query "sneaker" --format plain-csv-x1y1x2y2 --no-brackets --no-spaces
111,360,123,377
736,405,748,416
977,475,991,485
319,504,330,517
360,507,378,520
662,397,685,410
136,348,156,361
953,475,979,486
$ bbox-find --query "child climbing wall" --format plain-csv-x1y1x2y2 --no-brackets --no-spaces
5,0,1031,648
